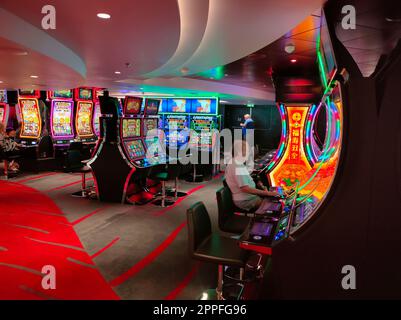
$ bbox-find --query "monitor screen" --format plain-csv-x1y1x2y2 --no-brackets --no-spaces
93,102,101,136
51,100,74,138
78,88,93,101
190,115,217,131
0,103,7,123
144,99,160,115
124,97,143,115
143,118,158,137
144,136,165,157
122,118,141,138
0,90,7,103
190,99,217,114
250,222,273,237
19,90,40,98
52,90,73,99
163,115,189,130
76,101,94,137
123,139,146,160
168,99,190,113
19,98,41,138
318,12,337,87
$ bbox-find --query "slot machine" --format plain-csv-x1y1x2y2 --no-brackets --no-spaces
89,96,169,204
0,90,9,127
74,87,97,144
92,89,102,138
48,89,75,147
17,90,44,147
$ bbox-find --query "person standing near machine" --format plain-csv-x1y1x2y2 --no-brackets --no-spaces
240,114,255,139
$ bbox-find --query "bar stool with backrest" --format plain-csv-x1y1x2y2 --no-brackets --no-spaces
216,187,251,234
187,202,249,300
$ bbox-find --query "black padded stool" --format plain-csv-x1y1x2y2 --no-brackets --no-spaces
216,187,251,234
151,171,175,207
187,202,249,300
71,165,92,197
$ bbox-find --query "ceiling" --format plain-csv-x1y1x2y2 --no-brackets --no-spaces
327,0,401,76
0,0,323,104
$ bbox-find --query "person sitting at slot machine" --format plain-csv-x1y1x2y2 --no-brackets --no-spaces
0,124,22,172
225,140,281,212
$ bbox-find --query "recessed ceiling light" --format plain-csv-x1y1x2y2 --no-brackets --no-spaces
385,17,401,22
285,43,296,54
115,71,121,74
30,75,39,78
290,59,297,63
97,13,111,19
0,80,3,84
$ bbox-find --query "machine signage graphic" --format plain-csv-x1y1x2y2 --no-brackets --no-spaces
76,102,94,137
19,98,41,139
51,100,74,137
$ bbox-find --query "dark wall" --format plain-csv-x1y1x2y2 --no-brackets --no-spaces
223,104,281,151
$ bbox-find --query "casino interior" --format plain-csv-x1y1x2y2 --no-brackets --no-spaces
1,0,401,300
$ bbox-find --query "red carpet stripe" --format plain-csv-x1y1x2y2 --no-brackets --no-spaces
72,206,109,226
16,172,59,184
91,237,120,259
47,178,94,192
164,263,200,300
153,185,205,217
110,221,187,287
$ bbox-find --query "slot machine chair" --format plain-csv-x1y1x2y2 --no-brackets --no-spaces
187,202,249,300
20,135,57,173
216,187,251,234
222,179,254,217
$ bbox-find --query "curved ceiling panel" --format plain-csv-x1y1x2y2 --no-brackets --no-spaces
0,0,181,80
144,0,210,78
162,0,323,76
0,8,86,77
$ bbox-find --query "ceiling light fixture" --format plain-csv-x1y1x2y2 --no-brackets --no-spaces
290,59,297,63
385,17,401,22
115,71,121,74
30,75,39,78
285,43,296,54
97,13,111,19
0,80,3,84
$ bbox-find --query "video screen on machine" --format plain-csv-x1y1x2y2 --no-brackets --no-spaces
190,116,216,132
93,103,101,136
190,99,217,114
124,97,143,115
124,139,146,160
19,89,39,97
78,88,93,101
144,99,160,115
76,102,94,136
0,104,6,123
122,118,141,138
143,118,158,137
168,99,189,113
166,130,189,147
0,90,7,103
53,90,73,99
144,136,165,157
164,115,189,130
20,99,41,138
52,100,73,137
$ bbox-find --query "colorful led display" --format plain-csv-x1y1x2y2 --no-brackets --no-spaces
122,118,141,138
19,98,41,139
51,100,74,139
76,101,94,137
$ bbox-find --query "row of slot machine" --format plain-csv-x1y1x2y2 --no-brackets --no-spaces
159,98,221,151
15,87,101,148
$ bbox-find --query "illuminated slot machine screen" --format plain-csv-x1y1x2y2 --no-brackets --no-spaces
0,90,7,103
93,102,101,136
123,139,146,160
19,98,41,139
19,90,40,98
165,115,189,130
143,118,158,137
124,97,143,115
144,99,161,116
190,99,217,114
122,118,141,138
190,115,216,150
76,101,94,137
52,89,73,99
51,100,74,139
77,88,93,101
0,103,6,125
144,136,166,165
168,99,189,113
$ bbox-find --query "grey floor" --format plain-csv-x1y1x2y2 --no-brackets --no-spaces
10,171,226,300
